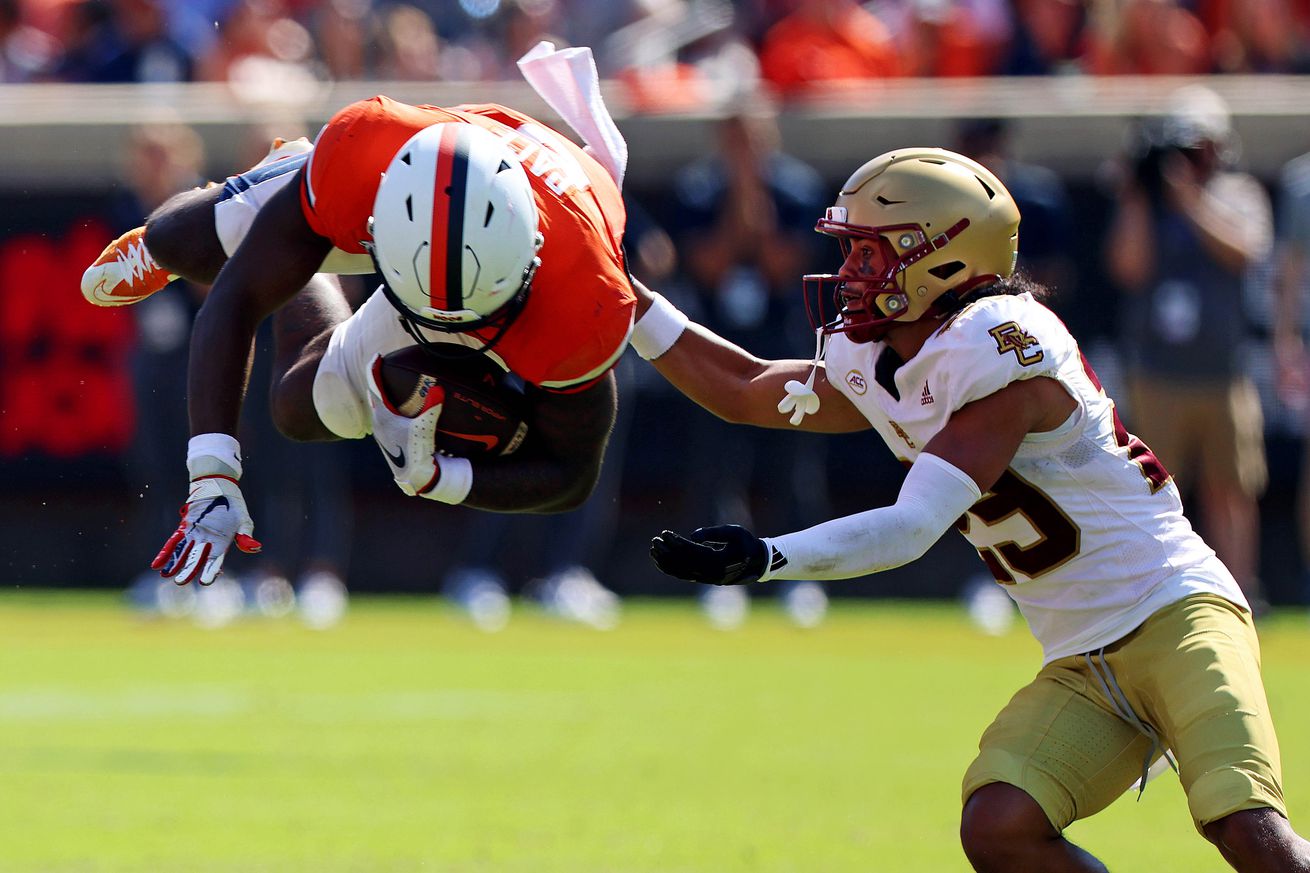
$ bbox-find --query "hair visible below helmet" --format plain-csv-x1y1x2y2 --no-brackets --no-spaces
369,122,543,342
806,147,1020,341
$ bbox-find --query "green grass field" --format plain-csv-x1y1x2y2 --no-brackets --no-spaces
0,592,1306,872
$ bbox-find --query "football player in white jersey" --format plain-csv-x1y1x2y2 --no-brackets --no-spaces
629,148,1309,872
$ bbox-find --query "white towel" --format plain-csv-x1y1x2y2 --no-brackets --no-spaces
516,41,628,189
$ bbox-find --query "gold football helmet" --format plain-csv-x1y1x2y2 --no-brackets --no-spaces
805,148,1020,342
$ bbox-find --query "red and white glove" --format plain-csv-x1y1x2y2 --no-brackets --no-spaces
151,434,261,585
366,354,445,497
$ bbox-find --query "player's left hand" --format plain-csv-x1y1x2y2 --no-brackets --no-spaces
366,355,445,497
650,524,768,585
152,475,262,585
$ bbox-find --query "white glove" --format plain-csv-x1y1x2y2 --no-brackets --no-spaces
152,475,261,585
366,355,445,497
778,379,821,426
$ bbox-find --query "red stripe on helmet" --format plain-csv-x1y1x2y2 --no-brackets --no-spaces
428,124,460,311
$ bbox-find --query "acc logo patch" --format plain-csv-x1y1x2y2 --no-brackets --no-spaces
845,370,868,395
989,321,1044,366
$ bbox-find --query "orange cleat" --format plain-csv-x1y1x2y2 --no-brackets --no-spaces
81,225,177,307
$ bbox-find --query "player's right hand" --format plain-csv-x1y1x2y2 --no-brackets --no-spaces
650,524,768,585
366,355,445,497
152,475,261,585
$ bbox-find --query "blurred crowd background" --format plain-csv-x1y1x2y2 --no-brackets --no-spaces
4,0,1310,632
3,0,1310,90
2,0,1310,89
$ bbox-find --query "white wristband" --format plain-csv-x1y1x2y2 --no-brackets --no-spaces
187,433,243,480
630,293,689,360
422,454,473,505
757,537,788,583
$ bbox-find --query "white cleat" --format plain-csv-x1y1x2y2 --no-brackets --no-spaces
297,571,349,630
963,574,1017,636
534,567,621,631
783,581,829,629
193,576,245,629
701,585,748,631
443,568,512,633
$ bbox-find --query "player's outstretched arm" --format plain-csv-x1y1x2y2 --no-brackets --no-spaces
630,280,865,433
155,171,333,584
188,170,333,438
651,376,1076,586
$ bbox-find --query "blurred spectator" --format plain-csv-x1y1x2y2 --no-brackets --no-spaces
567,0,647,68
55,0,174,82
876,0,1012,77
106,0,193,81
1002,0,1090,75
1104,85,1272,609
157,0,235,59
486,0,566,79
1272,144,1310,603
955,117,1075,297
371,3,445,80
0,0,61,81
758,0,901,98
309,0,369,80
607,0,750,113
196,0,318,98
668,103,831,628
1205,0,1304,73
56,0,194,82
1089,0,1212,75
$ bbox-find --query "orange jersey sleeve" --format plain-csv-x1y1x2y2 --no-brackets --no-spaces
300,97,634,388
299,96,464,253
457,105,634,390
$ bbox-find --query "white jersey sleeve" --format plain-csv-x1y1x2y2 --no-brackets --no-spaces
916,292,1070,415
822,292,1246,663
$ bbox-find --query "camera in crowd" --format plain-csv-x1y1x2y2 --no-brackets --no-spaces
1126,84,1234,207
1128,118,1209,206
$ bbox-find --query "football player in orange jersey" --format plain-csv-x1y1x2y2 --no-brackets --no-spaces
97,97,634,587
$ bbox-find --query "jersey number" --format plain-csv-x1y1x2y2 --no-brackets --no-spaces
957,469,1082,585
1079,352,1171,493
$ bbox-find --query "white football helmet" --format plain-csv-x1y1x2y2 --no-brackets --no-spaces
369,122,543,343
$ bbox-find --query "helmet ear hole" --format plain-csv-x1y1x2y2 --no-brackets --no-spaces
928,261,966,281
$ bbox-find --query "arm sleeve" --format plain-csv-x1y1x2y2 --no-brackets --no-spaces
760,453,982,582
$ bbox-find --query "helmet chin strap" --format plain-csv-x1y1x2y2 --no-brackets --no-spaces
777,327,828,426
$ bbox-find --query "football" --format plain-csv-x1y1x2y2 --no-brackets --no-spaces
377,345,529,457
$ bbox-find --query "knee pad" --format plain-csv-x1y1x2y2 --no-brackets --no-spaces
312,364,369,440
311,290,416,439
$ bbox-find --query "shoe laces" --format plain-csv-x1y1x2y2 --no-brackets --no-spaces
117,238,160,282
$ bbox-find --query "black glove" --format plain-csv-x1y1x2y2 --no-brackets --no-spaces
649,524,768,585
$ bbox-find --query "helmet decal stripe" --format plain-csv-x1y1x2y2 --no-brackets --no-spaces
427,130,454,309
439,125,469,313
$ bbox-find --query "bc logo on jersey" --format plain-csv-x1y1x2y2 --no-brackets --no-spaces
989,322,1044,366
